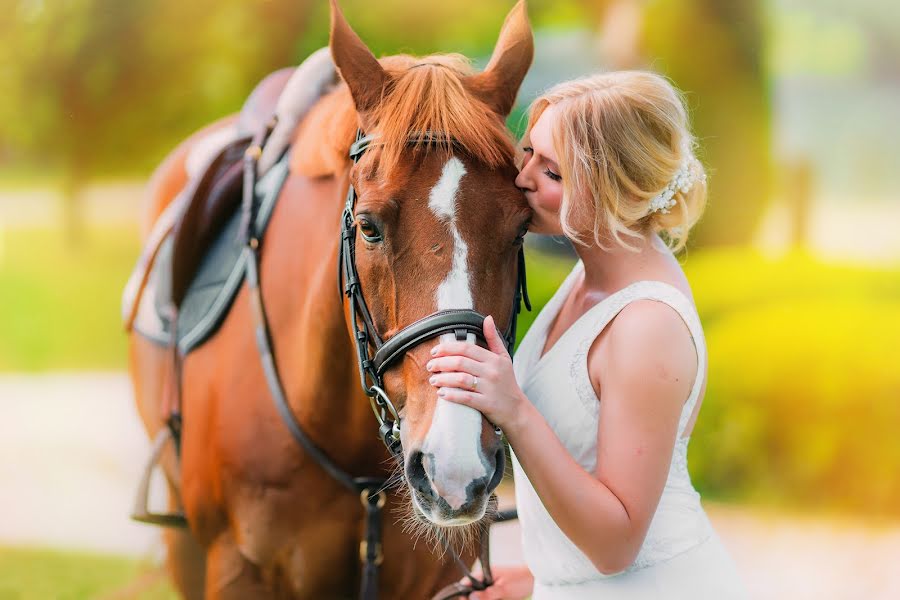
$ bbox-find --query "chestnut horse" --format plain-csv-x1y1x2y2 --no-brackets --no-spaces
128,1,533,597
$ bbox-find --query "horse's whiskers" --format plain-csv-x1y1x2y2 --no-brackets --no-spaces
386,472,497,563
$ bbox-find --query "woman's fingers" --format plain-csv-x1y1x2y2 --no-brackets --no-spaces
483,315,511,357
430,339,495,362
425,355,484,375
429,372,479,391
434,388,488,410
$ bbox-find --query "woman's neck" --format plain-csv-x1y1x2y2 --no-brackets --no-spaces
572,231,670,294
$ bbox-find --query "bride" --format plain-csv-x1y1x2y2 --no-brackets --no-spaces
426,71,749,599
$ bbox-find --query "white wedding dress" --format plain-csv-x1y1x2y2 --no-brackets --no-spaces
510,260,749,599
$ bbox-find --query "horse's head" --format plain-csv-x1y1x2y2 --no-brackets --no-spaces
330,1,533,528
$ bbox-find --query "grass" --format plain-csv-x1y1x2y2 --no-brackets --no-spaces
0,546,176,600
0,225,141,371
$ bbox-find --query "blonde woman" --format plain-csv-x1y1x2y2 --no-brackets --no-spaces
426,71,749,599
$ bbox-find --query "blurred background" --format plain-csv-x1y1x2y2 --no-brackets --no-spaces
1,0,897,598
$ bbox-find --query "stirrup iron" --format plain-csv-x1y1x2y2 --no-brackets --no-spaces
130,428,188,528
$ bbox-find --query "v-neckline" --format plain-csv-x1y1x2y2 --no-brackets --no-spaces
536,263,586,363
524,262,598,381
523,261,647,388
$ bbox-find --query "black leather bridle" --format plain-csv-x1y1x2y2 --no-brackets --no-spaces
339,129,532,459
243,124,528,599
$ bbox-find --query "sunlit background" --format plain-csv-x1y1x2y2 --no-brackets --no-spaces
1,0,898,598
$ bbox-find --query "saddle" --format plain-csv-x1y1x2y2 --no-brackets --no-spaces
123,48,338,352
171,66,292,308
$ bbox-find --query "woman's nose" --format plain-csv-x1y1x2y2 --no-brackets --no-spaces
515,167,533,192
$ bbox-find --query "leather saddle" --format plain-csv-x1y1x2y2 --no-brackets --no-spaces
170,67,295,308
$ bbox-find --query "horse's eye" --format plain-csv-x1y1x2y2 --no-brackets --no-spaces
357,216,383,243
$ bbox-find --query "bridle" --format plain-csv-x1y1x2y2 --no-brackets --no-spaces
339,129,532,458
242,123,529,599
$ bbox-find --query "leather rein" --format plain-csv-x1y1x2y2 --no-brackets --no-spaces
241,123,529,599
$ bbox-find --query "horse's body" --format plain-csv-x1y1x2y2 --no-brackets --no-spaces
128,2,533,598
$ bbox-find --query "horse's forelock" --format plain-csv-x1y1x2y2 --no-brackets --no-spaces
371,54,516,176
292,53,516,179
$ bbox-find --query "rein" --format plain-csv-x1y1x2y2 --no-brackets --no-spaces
242,121,529,599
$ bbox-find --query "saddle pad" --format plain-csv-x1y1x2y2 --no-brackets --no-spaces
132,154,291,355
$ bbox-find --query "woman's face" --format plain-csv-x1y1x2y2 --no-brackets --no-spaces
515,105,564,236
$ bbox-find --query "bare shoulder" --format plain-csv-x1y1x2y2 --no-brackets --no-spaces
593,299,698,400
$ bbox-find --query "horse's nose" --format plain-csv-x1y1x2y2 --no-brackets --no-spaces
406,449,469,509
406,447,505,513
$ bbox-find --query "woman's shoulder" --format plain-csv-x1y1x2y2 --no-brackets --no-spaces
590,289,700,405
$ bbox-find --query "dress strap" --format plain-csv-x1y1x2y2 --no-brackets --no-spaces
567,279,706,438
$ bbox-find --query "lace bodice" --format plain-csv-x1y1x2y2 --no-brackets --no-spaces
510,260,713,586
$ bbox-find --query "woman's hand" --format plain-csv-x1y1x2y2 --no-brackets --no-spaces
426,315,529,434
464,565,534,600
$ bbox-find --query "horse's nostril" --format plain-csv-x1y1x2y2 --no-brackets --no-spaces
487,446,506,494
405,450,435,500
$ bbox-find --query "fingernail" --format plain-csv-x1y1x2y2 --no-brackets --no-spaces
430,347,438,356
429,376,436,385
426,361,433,371
437,389,446,397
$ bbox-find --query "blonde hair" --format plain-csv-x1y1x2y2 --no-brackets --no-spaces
523,71,707,252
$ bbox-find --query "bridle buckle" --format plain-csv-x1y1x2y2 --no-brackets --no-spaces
359,540,384,566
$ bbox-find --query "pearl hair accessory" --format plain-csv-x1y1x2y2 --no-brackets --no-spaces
647,153,706,215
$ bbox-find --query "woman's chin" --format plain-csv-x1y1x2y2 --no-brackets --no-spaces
527,220,564,237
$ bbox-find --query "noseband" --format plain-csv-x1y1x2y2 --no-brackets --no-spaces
339,129,531,457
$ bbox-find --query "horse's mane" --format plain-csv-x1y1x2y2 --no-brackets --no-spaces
290,53,516,178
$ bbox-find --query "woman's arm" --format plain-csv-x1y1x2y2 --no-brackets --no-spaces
428,302,697,574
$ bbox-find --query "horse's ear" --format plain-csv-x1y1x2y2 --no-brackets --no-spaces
329,0,391,117
466,0,534,117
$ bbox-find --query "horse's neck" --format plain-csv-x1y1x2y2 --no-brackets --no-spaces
289,86,357,179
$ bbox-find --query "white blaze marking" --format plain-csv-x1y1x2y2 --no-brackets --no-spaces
422,157,488,513
429,157,473,310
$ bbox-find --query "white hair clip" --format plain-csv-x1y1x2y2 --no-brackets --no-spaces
647,154,706,215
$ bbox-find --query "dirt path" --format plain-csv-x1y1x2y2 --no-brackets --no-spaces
2,373,899,599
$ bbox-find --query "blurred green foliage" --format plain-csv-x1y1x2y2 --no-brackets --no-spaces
0,545,176,599
686,249,900,515
0,225,139,371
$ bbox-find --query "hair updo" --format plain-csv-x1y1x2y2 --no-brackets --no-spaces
523,71,708,252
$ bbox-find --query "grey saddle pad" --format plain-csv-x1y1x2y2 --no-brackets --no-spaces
134,155,290,355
